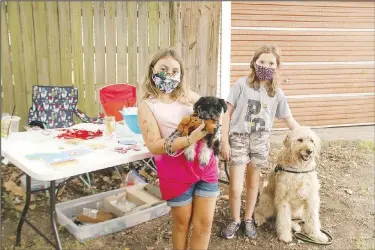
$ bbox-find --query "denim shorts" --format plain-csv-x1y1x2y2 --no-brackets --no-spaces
167,181,220,207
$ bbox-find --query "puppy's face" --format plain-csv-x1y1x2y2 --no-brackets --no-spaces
283,127,321,163
194,96,228,120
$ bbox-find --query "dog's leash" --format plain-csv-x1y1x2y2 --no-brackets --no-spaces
293,229,333,245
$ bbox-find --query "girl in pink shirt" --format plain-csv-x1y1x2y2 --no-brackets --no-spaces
138,48,219,250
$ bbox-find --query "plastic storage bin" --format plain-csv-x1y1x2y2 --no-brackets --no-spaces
56,187,170,242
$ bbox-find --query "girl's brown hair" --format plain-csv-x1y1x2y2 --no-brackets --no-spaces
248,45,281,97
142,48,190,103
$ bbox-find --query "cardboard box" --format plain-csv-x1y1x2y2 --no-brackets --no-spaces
104,191,150,218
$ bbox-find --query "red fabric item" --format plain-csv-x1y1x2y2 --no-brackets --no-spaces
99,84,137,121
56,129,103,140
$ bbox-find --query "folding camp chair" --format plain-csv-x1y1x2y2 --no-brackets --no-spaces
27,85,103,189
99,84,157,174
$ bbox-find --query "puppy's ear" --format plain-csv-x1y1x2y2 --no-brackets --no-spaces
283,134,292,148
194,97,204,112
218,98,228,113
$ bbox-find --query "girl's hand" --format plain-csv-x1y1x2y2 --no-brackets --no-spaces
188,123,207,144
221,141,231,161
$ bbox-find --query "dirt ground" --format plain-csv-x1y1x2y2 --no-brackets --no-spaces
1,139,374,250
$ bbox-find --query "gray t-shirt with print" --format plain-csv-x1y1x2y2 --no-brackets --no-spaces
227,77,291,133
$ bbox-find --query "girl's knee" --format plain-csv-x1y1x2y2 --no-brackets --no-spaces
229,186,243,198
193,217,213,233
173,213,191,232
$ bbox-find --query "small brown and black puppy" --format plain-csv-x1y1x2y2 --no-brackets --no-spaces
184,96,227,166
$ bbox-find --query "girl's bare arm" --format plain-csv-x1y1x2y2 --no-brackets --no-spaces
282,115,300,130
138,101,190,155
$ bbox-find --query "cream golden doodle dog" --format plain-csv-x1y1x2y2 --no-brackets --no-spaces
254,126,329,243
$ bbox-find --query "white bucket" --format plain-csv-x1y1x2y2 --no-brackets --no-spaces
1,115,21,134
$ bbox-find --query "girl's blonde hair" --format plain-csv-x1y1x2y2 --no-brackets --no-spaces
142,48,189,102
248,45,281,97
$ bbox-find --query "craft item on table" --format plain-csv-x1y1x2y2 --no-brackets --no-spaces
76,208,115,223
56,129,103,140
25,148,93,166
64,138,84,145
113,144,141,154
103,116,116,138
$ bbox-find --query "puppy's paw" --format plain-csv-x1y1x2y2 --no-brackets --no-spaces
313,231,329,243
185,144,195,162
291,221,301,233
254,212,267,226
278,232,293,243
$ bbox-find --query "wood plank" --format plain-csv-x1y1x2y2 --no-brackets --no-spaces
19,2,37,109
116,2,127,83
231,8,375,17
232,64,375,74
1,2,15,113
170,2,183,54
274,117,374,128
232,50,374,57
196,1,221,96
82,2,97,117
148,1,159,56
70,2,84,111
32,2,50,85
287,96,375,107
232,14,372,24
58,2,72,86
181,2,197,93
94,1,105,90
231,31,375,43
232,41,375,48
127,2,137,88
159,1,170,49
7,2,27,129
232,55,375,63
232,4,375,16
282,86,375,96
232,19,374,29
105,1,116,85
232,1,375,8
138,2,148,100
46,2,61,86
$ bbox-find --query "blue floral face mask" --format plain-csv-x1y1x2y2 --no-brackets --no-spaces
152,71,181,94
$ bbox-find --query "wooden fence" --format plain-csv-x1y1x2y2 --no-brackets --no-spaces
1,1,221,129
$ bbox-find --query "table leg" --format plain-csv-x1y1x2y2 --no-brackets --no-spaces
15,175,31,246
50,180,62,250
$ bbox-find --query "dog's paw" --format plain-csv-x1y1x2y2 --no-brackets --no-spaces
291,221,302,233
254,212,267,226
185,144,195,162
278,232,293,243
313,231,329,243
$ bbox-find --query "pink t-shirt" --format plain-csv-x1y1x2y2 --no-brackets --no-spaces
145,98,218,201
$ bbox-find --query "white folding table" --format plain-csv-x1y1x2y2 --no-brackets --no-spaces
1,123,153,250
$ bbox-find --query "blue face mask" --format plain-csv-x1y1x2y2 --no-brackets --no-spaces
152,71,181,94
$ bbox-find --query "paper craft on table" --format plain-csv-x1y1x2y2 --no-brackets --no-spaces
25,148,93,166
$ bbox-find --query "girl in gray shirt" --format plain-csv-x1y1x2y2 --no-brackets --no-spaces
220,45,299,239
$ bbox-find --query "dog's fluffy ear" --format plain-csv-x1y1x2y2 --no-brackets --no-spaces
283,134,292,148
218,98,228,113
313,131,322,157
194,97,204,112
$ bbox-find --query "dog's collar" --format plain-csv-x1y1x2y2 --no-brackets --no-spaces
274,164,316,174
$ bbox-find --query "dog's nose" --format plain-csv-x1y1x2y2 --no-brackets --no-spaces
306,149,312,155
